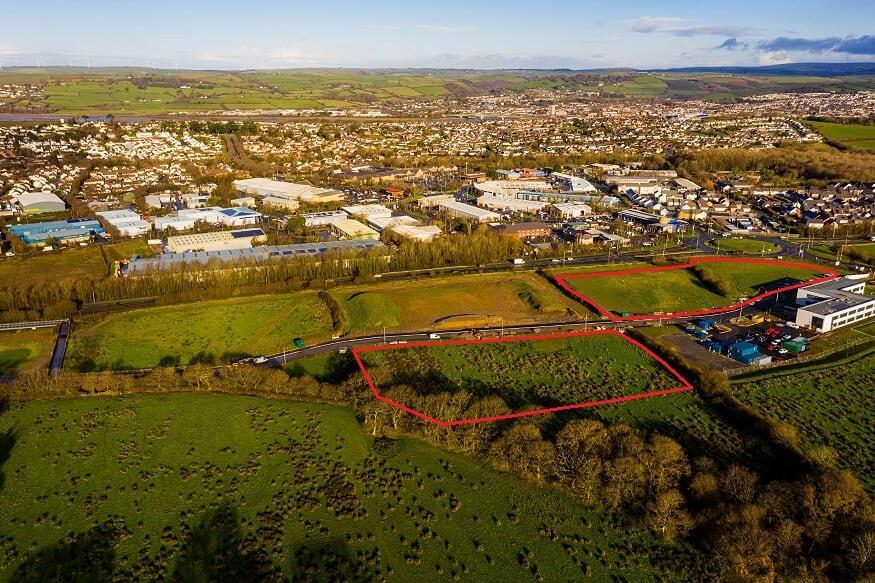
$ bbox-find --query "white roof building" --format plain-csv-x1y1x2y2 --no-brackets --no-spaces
437,200,501,223
551,203,593,219
303,210,348,227
477,194,549,213
388,224,442,242
331,218,380,241
341,204,394,220
96,209,151,237
367,214,419,232
14,191,66,214
233,178,344,203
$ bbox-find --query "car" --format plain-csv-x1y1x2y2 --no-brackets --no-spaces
770,339,781,346
781,334,793,341
253,356,267,364
778,348,789,355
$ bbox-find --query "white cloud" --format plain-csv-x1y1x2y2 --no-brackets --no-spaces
629,16,753,37
362,23,477,33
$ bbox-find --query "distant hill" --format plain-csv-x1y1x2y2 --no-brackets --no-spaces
650,62,875,77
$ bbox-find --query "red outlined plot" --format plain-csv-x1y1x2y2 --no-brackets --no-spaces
352,330,693,426
554,257,838,322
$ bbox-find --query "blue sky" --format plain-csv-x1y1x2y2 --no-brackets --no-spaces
2,0,874,69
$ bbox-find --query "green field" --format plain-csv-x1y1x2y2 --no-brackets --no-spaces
333,272,582,334
0,328,56,377
67,292,334,370
5,68,875,114
68,273,582,371
358,333,681,418
810,121,875,151
733,350,875,492
707,237,778,254
0,394,710,581
560,260,822,316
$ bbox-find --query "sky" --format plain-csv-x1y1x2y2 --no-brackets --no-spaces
1,0,874,70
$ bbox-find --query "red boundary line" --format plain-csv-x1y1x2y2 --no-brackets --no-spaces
553,257,839,322
352,329,694,426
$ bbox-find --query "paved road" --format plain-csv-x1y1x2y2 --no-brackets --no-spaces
49,321,71,376
259,316,710,367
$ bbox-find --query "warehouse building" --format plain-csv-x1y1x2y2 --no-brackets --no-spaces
232,178,344,203
437,200,501,223
303,210,347,227
549,172,597,193
367,214,419,232
166,228,266,253
794,277,875,333
13,192,66,214
387,224,442,242
96,209,151,238
497,222,552,240
550,203,592,219
126,239,385,273
330,218,380,240
8,218,104,246
477,194,549,214
341,204,393,221
153,207,262,231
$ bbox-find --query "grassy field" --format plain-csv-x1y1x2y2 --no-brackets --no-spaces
5,69,875,114
0,246,106,288
733,350,875,492
0,240,155,289
560,260,822,316
809,121,875,151
333,272,582,335
67,293,334,370
67,272,583,371
0,328,56,377
358,333,683,417
0,394,711,581
707,237,778,254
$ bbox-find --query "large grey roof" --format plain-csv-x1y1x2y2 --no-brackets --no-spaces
127,239,385,273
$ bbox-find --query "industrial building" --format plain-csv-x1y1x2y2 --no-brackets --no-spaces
550,203,592,219
387,224,442,242
126,239,385,273
516,191,621,206
13,192,66,214
166,228,266,253
341,204,394,221
794,277,875,333
473,180,552,197
261,197,300,211
617,209,688,233
303,210,348,227
367,214,419,232
497,222,552,240
153,207,262,231
549,172,597,193
8,218,105,246
96,209,151,238
330,218,380,240
437,200,501,223
477,194,549,214
232,178,344,203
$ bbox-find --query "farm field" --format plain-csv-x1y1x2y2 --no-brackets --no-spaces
707,237,778,254
809,121,875,151
67,272,584,371
356,332,686,421
733,351,875,492
0,246,106,288
67,292,334,370
0,394,712,581
558,259,823,316
332,272,583,335
0,328,56,377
